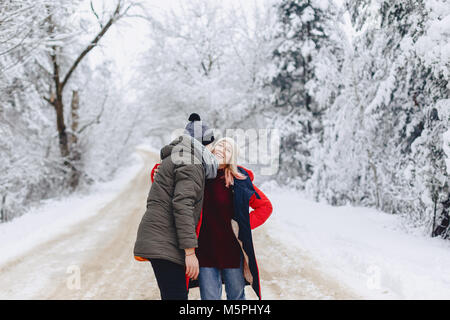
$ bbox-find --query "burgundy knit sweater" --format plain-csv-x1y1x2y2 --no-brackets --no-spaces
196,168,242,269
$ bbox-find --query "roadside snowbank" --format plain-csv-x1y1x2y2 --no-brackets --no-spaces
261,181,450,299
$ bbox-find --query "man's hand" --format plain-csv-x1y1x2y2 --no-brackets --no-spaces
184,248,199,280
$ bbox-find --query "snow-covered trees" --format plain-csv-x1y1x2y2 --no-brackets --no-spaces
133,0,279,142
1,0,448,236
265,0,449,232
41,0,136,188
268,0,344,186
0,0,144,222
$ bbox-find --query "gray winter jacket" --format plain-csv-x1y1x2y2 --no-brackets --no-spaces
134,134,218,266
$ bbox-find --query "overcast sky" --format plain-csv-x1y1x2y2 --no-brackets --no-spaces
86,0,353,88
87,0,264,83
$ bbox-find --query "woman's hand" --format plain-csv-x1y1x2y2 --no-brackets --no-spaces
150,162,161,183
184,248,199,280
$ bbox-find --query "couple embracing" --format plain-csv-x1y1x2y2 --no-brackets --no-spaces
133,113,273,300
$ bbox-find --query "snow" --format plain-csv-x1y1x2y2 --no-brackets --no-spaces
0,149,145,269
313,0,330,11
444,128,450,175
1,144,449,299
261,181,450,299
301,7,315,23
415,0,450,80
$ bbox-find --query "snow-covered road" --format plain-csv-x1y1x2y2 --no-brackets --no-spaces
0,150,357,300
0,150,160,299
3,148,449,300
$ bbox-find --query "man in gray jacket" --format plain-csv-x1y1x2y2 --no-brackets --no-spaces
134,113,218,300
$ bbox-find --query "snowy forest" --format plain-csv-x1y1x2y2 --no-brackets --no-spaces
1,0,449,237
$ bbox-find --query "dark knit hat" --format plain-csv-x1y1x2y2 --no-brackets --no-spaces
184,113,215,146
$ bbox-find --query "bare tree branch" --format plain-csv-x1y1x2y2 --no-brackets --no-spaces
43,95,54,106
90,0,103,28
61,1,124,90
77,93,108,134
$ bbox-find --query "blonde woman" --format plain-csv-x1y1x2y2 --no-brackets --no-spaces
195,137,272,300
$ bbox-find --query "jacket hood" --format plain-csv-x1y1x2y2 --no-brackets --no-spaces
160,134,218,179
160,136,181,160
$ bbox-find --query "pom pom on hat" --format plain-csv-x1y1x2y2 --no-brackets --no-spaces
188,113,201,121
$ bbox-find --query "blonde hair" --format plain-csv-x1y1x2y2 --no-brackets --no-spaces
213,137,246,187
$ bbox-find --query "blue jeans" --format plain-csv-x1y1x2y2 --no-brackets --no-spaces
198,257,246,300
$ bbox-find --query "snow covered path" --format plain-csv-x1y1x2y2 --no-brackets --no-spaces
0,150,161,299
2,149,449,300
0,150,357,300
